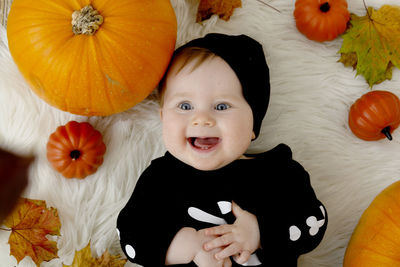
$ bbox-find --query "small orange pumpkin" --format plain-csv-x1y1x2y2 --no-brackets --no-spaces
294,0,350,42
344,180,400,266
47,121,106,179
7,0,177,116
349,90,400,141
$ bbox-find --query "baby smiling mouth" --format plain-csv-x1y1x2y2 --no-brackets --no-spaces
188,137,220,150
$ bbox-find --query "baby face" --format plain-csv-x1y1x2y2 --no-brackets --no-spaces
161,55,254,170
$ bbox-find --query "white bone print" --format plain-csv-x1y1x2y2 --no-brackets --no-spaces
125,244,136,259
306,205,326,236
217,201,232,214
188,202,261,266
289,225,301,241
289,205,326,241
187,207,227,225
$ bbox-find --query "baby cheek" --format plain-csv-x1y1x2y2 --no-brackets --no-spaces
162,116,188,149
222,127,252,159
229,113,253,138
234,131,253,152
230,121,253,150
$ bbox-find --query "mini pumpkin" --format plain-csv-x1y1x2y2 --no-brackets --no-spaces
7,0,177,116
294,0,350,42
47,121,106,179
349,90,400,141
344,180,400,266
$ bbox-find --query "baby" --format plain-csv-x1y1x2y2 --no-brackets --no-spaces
117,33,327,267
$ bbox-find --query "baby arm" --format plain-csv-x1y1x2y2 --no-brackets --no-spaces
203,201,260,264
166,227,232,267
165,227,198,265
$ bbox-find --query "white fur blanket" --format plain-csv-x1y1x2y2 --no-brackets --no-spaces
1,0,400,266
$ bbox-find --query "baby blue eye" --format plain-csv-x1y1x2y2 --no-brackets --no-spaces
179,102,192,110
215,103,230,111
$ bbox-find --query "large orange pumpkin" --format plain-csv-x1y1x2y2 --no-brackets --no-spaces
349,90,400,141
294,0,350,42
7,0,177,116
47,121,106,179
344,180,400,266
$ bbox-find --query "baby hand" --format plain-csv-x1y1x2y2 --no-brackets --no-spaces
165,227,232,267
203,202,260,264
194,229,232,267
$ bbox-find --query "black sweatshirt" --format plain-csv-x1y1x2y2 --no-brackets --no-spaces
117,144,327,266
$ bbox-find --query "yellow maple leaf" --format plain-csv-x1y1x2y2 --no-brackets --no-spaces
2,198,60,266
339,5,400,87
197,0,242,22
64,243,127,267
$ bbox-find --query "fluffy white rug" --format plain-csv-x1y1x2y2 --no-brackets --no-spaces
1,0,400,266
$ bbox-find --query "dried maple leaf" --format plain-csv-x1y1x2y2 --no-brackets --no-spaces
197,0,242,22
2,198,60,266
64,243,127,267
339,5,400,87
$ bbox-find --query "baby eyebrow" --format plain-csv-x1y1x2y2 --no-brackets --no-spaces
215,94,242,102
164,93,191,104
168,92,192,99
166,96,193,106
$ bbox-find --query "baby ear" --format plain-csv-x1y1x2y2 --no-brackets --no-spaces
251,131,256,140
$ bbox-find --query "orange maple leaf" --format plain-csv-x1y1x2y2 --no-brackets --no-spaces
197,0,242,22
2,198,61,266
64,242,127,267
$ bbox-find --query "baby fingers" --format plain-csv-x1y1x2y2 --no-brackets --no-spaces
205,224,233,236
204,232,235,251
214,242,242,261
234,250,251,264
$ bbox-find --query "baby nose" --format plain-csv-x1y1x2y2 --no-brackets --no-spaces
192,112,215,127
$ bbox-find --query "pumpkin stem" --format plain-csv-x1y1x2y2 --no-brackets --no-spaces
70,150,81,160
381,126,393,141
72,5,103,35
319,2,330,13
